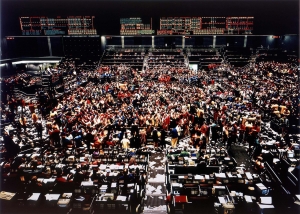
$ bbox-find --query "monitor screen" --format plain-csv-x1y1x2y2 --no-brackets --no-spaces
223,179,229,184
103,193,114,201
238,179,244,184
74,188,81,193
217,190,226,196
261,189,269,196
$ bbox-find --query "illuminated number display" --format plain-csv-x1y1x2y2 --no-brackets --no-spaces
20,16,97,36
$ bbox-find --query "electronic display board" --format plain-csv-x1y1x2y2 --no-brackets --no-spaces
120,17,155,35
20,16,97,36
158,17,253,35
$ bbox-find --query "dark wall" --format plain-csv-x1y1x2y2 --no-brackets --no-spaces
4,37,49,58
124,37,134,46
62,36,101,58
2,35,298,59
106,37,121,46
50,37,64,56
141,37,152,46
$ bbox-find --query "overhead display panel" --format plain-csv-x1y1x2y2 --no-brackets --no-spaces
20,16,97,36
158,17,253,35
120,17,155,35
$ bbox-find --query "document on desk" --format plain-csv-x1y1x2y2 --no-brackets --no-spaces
110,165,117,170
245,172,253,180
258,204,274,209
218,197,226,204
116,196,127,201
260,197,272,205
43,178,55,184
45,194,60,201
194,175,204,180
0,191,16,200
99,164,106,170
62,193,72,198
81,181,93,186
100,184,108,188
28,193,40,201
244,195,253,203
216,173,226,178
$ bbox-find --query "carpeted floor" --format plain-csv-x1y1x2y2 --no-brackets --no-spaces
229,144,254,173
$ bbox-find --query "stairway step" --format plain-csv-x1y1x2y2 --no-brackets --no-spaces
142,210,167,214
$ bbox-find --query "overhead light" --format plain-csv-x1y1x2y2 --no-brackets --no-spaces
12,60,60,65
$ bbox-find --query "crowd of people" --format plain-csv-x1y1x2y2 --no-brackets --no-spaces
1,54,299,178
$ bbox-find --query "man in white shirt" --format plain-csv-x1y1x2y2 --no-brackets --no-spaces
121,136,130,150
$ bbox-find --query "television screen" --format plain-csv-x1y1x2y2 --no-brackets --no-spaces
217,190,226,196
238,179,244,184
261,189,269,196
287,152,294,158
223,179,229,184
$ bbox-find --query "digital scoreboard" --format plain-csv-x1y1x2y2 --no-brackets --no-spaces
158,17,253,35
158,17,201,35
120,17,155,35
20,16,97,36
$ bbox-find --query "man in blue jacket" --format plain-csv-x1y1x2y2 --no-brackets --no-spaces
170,127,178,148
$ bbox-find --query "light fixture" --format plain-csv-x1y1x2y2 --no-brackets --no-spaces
12,60,60,65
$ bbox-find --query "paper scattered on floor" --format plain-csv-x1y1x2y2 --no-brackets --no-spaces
148,174,165,182
144,205,167,211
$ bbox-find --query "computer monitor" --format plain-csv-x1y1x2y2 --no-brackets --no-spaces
102,193,114,201
237,179,244,184
81,181,98,194
287,151,294,158
200,187,212,196
256,183,269,196
216,189,227,196
223,179,229,184
74,188,82,194
172,183,182,195
213,186,227,196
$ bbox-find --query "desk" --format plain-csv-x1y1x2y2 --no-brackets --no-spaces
174,195,188,203
57,193,72,208
173,195,188,211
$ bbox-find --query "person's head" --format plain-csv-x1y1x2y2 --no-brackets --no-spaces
56,168,63,177
31,176,37,182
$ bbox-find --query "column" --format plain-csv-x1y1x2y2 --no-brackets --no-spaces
121,36,124,48
152,36,154,48
213,35,216,48
244,35,247,48
47,36,52,56
182,36,185,49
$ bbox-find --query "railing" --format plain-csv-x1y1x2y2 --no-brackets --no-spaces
13,89,37,99
98,50,106,66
